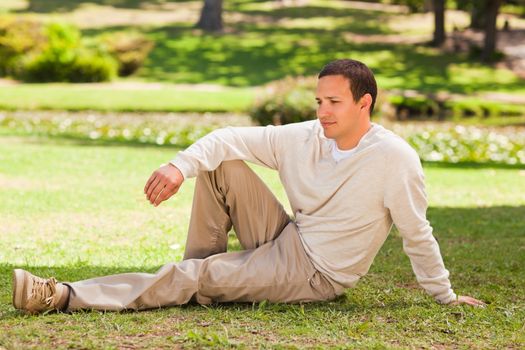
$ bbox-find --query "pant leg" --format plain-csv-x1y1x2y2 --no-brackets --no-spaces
183,160,290,259
66,259,210,311
65,223,337,311
198,222,337,303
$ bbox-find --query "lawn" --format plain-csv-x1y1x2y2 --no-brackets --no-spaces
0,84,255,113
0,134,524,349
0,0,524,113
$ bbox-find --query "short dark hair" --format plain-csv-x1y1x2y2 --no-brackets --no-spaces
318,59,378,114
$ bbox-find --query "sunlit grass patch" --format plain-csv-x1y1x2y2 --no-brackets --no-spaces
0,83,255,112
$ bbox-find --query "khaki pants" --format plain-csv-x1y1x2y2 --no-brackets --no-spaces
66,161,338,311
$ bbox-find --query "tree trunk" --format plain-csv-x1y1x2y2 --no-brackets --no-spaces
482,0,502,62
196,0,223,32
471,0,488,30
432,0,445,46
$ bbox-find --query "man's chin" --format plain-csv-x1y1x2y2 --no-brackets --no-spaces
322,129,336,140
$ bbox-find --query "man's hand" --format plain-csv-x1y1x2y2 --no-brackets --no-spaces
449,295,486,308
144,163,184,207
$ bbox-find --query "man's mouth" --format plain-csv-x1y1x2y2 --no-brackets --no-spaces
321,121,336,128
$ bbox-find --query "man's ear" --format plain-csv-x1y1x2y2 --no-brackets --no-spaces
360,93,373,112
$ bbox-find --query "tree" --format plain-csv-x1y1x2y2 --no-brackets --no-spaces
196,0,223,32
432,0,445,46
482,0,503,61
470,0,489,30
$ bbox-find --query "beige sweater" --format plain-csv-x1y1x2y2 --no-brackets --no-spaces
171,120,456,304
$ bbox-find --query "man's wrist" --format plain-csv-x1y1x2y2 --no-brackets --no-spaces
168,161,185,181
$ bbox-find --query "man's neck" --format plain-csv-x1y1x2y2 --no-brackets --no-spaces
335,121,372,150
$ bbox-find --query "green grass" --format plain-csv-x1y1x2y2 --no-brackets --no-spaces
0,0,523,114
137,26,525,93
0,134,524,349
0,84,255,112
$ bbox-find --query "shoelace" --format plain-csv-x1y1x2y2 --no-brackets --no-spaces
30,276,58,307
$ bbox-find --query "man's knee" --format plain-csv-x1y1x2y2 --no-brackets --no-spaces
197,160,252,191
215,160,250,177
196,160,248,180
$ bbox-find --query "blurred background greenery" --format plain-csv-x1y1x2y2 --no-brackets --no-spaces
1,0,524,165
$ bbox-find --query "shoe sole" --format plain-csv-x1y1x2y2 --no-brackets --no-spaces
12,269,27,310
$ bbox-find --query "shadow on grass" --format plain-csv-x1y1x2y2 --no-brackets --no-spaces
373,206,525,285
427,205,525,241
234,6,396,35
422,160,525,170
1,132,192,149
18,0,191,13
26,0,518,92
12,0,524,93
94,23,522,91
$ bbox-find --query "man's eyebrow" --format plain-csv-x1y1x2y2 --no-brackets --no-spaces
315,96,341,100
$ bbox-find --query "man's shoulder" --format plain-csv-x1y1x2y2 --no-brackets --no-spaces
372,125,420,163
273,119,320,140
279,119,318,131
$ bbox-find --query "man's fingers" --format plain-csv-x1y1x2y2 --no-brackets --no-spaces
469,301,486,308
465,296,484,304
468,298,486,307
151,186,166,206
454,295,486,308
153,184,179,206
148,182,166,204
149,178,178,204
144,172,157,194
145,175,160,198
146,177,162,201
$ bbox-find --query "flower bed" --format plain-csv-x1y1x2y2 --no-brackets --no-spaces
2,113,524,166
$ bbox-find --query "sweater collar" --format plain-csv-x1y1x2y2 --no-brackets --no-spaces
315,120,381,153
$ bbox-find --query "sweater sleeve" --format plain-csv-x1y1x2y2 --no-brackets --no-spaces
169,125,281,179
384,144,456,304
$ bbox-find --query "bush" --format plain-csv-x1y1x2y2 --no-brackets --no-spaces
446,99,525,119
387,93,525,121
388,95,442,120
21,23,117,82
23,49,117,83
249,76,317,126
101,31,154,76
0,16,46,76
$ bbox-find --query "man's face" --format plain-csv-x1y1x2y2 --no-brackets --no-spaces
315,75,367,145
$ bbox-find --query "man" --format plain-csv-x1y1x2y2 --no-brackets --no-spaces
13,59,484,314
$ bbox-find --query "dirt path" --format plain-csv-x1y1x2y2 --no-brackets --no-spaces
447,28,525,78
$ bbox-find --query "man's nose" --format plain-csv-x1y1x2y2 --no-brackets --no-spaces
317,103,331,118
